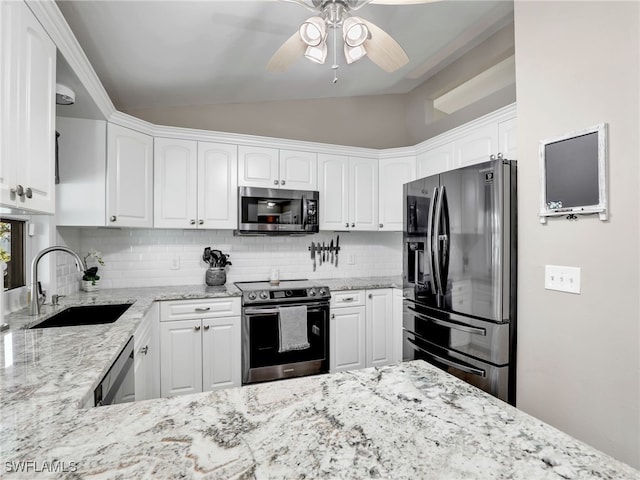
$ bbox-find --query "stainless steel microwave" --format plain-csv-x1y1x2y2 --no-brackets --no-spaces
237,186,319,235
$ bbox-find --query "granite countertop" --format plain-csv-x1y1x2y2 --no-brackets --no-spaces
1,277,638,479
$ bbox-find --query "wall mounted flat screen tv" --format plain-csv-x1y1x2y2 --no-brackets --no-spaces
539,123,608,222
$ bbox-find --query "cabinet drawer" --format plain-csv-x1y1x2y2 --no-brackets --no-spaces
330,290,365,308
160,298,241,321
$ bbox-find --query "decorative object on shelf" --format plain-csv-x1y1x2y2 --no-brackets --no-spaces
81,249,105,292
267,0,426,83
202,247,232,286
308,235,340,269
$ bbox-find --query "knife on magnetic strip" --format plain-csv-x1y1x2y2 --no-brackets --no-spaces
335,235,340,267
311,241,316,271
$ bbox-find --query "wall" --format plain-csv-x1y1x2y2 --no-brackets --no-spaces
514,0,639,468
58,227,402,289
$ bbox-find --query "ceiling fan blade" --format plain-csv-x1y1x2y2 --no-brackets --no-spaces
361,19,409,73
370,0,440,4
267,31,306,72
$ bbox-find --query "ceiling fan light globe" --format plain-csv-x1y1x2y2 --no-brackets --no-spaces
343,17,369,47
344,44,367,64
299,16,326,46
305,43,328,64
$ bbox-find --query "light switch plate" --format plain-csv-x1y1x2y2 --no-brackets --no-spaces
545,265,581,294
170,256,180,270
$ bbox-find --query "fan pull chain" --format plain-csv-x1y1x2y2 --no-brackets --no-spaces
331,24,338,83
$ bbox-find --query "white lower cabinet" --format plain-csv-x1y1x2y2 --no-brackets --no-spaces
134,302,160,401
159,298,241,398
330,288,395,373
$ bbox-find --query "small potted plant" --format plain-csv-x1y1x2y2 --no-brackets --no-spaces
82,249,105,292
202,247,232,286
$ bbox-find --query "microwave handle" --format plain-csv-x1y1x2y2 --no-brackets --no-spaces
302,194,308,229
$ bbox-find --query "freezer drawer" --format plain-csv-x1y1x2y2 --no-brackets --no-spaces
403,300,510,365
403,330,509,403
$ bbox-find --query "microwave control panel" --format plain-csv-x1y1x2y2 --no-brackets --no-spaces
307,199,318,225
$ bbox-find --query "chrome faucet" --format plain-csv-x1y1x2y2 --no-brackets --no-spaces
30,246,85,315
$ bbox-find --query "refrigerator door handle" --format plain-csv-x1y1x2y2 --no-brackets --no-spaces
432,186,445,296
407,305,486,336
426,186,439,295
406,337,486,377
439,185,450,290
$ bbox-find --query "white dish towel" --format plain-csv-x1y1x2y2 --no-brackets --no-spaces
278,305,310,353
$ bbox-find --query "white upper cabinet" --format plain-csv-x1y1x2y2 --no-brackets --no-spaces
238,146,317,190
198,142,238,229
498,117,518,159
455,122,498,168
107,123,154,228
154,138,197,228
417,142,454,179
154,138,237,229
349,157,378,231
318,154,378,231
0,1,56,214
317,153,349,230
279,149,317,190
378,156,416,231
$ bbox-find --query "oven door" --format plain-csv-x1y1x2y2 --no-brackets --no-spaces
242,301,329,384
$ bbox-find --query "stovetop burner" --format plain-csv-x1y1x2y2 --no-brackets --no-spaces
235,279,330,305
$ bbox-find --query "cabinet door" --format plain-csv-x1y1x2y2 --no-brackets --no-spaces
0,1,17,207
198,142,237,229
154,138,197,228
160,319,203,397
135,302,159,401
318,153,349,230
330,305,366,373
378,156,416,231
202,316,241,391
417,142,454,178
238,145,279,188
106,123,153,227
349,157,378,231
498,118,518,160
454,122,498,168
279,150,317,190
366,289,393,368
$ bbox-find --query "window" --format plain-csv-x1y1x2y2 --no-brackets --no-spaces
0,218,26,291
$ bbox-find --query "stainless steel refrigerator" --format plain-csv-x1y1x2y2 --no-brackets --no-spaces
403,158,517,405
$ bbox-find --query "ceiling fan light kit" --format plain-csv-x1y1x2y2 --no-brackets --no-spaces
268,0,419,81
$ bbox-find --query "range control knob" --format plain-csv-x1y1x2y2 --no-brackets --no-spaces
308,288,316,297
318,288,327,296
247,291,257,301
259,291,269,300
285,290,293,297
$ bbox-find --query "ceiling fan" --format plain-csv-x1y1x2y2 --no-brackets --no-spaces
267,0,436,82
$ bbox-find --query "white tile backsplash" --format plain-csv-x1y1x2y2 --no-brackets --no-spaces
57,227,403,289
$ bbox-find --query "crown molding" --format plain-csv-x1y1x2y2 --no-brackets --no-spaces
26,0,115,120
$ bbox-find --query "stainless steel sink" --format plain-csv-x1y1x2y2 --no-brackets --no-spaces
29,303,133,329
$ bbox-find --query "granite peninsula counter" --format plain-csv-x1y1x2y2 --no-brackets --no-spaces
1,279,638,479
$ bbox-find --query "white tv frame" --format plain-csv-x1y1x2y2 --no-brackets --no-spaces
539,123,608,223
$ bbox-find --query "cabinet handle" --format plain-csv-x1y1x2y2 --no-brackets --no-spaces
345,222,349,228
273,179,279,185
368,293,373,299
140,345,149,355
195,307,211,312
379,223,383,228
194,325,201,331
25,187,33,199
204,325,210,331
341,297,355,302
198,219,204,225
190,219,196,225
351,223,355,228
281,180,286,186
331,314,335,319
110,216,117,222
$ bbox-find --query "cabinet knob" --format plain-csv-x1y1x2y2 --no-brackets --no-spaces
379,223,383,228
11,185,24,197
273,179,279,185
351,223,355,228
204,325,210,331
198,219,204,225
368,293,373,299
345,222,349,228
140,345,149,355
281,180,286,186
110,215,117,222
194,325,201,331
331,314,335,319
190,219,196,225
25,187,33,199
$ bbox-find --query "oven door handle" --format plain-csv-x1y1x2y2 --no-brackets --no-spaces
406,337,486,377
244,304,328,315
407,305,486,336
